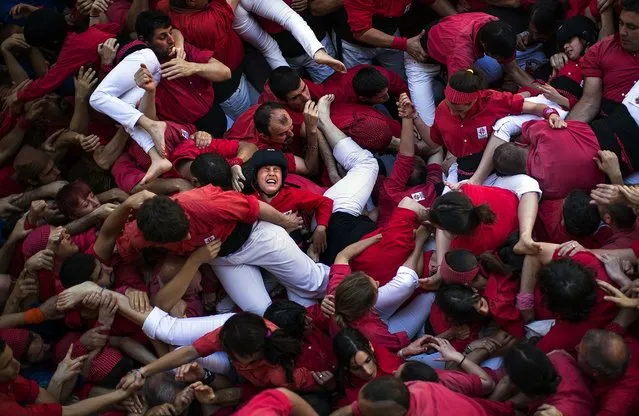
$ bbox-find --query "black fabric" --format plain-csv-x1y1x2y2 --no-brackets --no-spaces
320,212,378,265
241,44,271,93
456,151,486,180
214,65,244,103
99,356,134,389
272,10,329,58
195,103,228,137
218,221,253,257
549,75,583,100
591,105,639,175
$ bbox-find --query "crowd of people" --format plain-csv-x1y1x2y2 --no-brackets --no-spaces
1,0,639,414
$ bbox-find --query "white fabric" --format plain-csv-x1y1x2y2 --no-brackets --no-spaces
492,95,568,142
341,37,405,76
286,34,337,83
90,48,161,153
209,221,330,316
445,166,542,200
385,292,435,340
233,5,288,69
622,79,639,124
405,53,441,126
374,266,419,320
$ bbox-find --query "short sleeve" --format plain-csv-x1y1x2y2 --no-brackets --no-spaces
192,327,223,357
492,174,541,200
581,39,605,79
210,139,240,159
437,370,484,397
11,376,40,403
344,0,375,34
185,42,214,64
285,152,297,173
233,389,292,416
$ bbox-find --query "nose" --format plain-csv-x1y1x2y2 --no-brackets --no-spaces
364,365,374,377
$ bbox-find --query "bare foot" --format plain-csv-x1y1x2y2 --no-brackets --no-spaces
146,120,168,157
314,49,346,73
57,281,101,310
514,236,541,255
140,157,173,185
317,94,335,121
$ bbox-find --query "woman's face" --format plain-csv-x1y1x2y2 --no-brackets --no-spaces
349,350,377,381
446,100,476,118
233,351,263,366
71,192,101,218
473,295,490,316
563,36,584,61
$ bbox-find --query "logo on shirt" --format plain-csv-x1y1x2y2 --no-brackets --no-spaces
411,192,425,202
204,235,216,244
476,126,488,140
181,129,189,139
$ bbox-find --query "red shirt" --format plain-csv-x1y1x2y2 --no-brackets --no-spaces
258,186,333,227
405,381,489,416
427,13,512,77
330,102,401,152
378,155,440,227
321,64,409,104
450,184,519,255
0,164,25,198
170,137,240,167
300,305,337,372
429,302,482,352
233,389,292,416
116,185,260,262
192,321,319,391
601,222,639,249
582,34,639,104
536,251,619,353
522,120,604,200
436,369,483,397
17,23,121,102
431,90,524,159
157,0,243,71
0,376,62,416
484,272,525,339
155,42,215,124
344,0,412,34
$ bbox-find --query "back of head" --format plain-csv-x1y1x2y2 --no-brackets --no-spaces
580,329,630,380
359,376,410,416
254,102,286,135
605,202,637,229
530,0,566,39
59,253,96,288
448,70,485,93
143,371,187,407
348,112,394,151
538,257,597,322
268,66,302,101
24,9,68,51
56,180,93,218
440,249,479,285
136,196,190,243
190,153,232,190
504,342,560,397
430,191,495,235
334,272,377,328
352,66,389,98
435,283,483,324
264,300,306,340
135,10,171,42
562,190,600,237
493,143,527,176
397,361,439,383
13,145,51,185
477,20,516,60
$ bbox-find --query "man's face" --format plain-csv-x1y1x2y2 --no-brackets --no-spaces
26,333,51,364
620,11,639,53
37,160,61,185
264,109,295,145
284,80,311,112
90,259,115,288
257,165,283,195
150,26,175,60
56,231,79,259
360,88,390,105
0,346,21,383
71,192,101,219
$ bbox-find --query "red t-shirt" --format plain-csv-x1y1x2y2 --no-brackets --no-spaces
378,155,440,227
344,0,412,35
436,369,483,397
116,185,260,262
522,119,604,200
329,102,400,152
483,272,525,339
581,34,639,104
258,186,333,228
18,23,121,102
431,90,524,159
232,389,292,416
0,164,25,198
170,137,240,167
155,42,215,124
0,376,63,416
300,305,337,372
321,64,409,104
601,222,639,250
405,381,489,416
427,13,513,77
450,184,519,255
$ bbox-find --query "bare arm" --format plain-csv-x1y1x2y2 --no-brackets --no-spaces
236,141,258,162
28,48,49,78
63,389,133,416
93,128,129,170
295,129,321,176
483,0,520,6
566,77,602,122
356,28,397,48
140,346,200,377
431,0,458,16
598,8,615,39
0,44,30,83
468,135,506,185
309,0,343,16
504,60,534,87
11,181,68,210
192,58,231,82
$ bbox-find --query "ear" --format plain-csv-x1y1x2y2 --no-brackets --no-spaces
602,213,612,225
190,177,201,187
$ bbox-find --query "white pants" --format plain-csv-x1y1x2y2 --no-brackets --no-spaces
492,95,568,142
445,167,542,201
286,34,336,83
209,221,330,316
90,48,161,153
233,0,323,69
324,137,379,216
341,35,405,77
142,307,235,376
405,53,441,126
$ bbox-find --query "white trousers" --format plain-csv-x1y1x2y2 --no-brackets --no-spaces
209,221,330,316
90,48,161,153
404,53,441,126
445,167,542,201
492,95,568,142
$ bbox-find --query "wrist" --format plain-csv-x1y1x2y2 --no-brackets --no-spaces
392,36,408,51
542,107,559,120
229,157,243,167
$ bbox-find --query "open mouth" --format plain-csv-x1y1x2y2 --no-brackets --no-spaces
266,179,277,185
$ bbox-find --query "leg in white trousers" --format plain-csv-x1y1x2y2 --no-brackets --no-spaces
375,266,420,321
286,34,337,83
405,53,441,126
385,292,436,340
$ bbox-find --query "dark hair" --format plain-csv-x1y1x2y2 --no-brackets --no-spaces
360,376,410,410
333,327,376,397
24,9,68,51
190,153,232,190
477,20,516,60
493,143,528,176
59,253,98,288
530,0,565,37
406,158,428,188
538,257,597,322
622,0,639,13
562,190,600,237
605,203,637,229
254,102,287,136
504,342,560,396
580,329,630,380
334,272,377,329
136,196,189,243
56,180,93,218
135,10,171,42
435,284,484,325
498,232,526,272
219,312,301,383
446,249,511,277
397,361,439,383
448,70,485,93
264,300,307,340
430,192,495,235
352,66,389,98
268,67,302,101
143,371,187,407
0,340,6,355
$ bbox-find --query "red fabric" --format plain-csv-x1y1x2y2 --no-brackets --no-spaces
111,153,145,194
0,376,63,416
17,23,121,102
331,103,399,151
522,119,604,199
601,222,639,249
155,43,215,124
257,186,333,227
405,381,489,416
300,306,337,372
344,0,412,34
0,164,25,198
581,34,639,104
106,0,130,26
378,156,440,227
0,329,30,360
429,303,481,352
427,13,511,78
116,185,260,262
55,332,124,383
450,184,519,255
321,64,409,104
232,389,292,416
159,0,244,71
192,321,318,391
483,273,525,339
436,369,483,397
170,138,240,167
526,351,594,416
431,90,524,159
555,59,584,85
326,264,410,352
127,122,196,169
536,251,619,353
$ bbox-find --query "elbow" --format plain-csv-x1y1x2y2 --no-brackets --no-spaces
88,91,104,112
93,148,113,171
217,66,232,82
481,378,496,395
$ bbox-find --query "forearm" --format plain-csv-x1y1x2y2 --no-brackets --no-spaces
403,238,425,272
236,142,258,162
12,181,68,210
29,48,49,78
258,201,289,226
356,28,396,49
599,8,615,39
483,0,520,6
0,125,26,166
62,389,130,416
194,60,231,82
508,64,534,87
0,238,20,274
435,229,452,265
64,212,101,235
303,128,321,176
1,50,30,83
140,346,200,377
414,117,438,149
69,96,90,134
3,287,24,315
152,259,201,313
131,178,193,195
94,128,129,170
566,96,599,122
110,337,157,365
431,0,457,16
470,136,505,184
93,200,135,260
47,373,76,403
138,91,157,121
458,355,495,395
399,117,415,156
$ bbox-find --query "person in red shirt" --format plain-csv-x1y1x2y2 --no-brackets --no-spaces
320,64,409,106
231,388,319,416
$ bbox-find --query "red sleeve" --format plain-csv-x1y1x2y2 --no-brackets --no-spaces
192,327,223,357
358,316,410,351
327,264,352,294
306,304,331,332
290,189,333,227
10,377,40,403
437,370,484,397
114,263,147,293
234,389,293,416
491,91,525,115
0,401,63,416
581,39,605,79
344,0,375,35
184,42,215,64
285,152,297,173
385,154,414,194
379,67,409,98
430,121,443,146
290,367,320,391
209,139,240,159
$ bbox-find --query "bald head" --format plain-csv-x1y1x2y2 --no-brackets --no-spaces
579,329,629,380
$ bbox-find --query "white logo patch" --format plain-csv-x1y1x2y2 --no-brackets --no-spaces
181,129,189,139
204,235,216,244
411,192,425,202
476,126,488,140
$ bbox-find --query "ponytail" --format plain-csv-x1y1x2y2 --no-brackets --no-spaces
473,203,496,224
431,192,494,235
263,329,303,383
